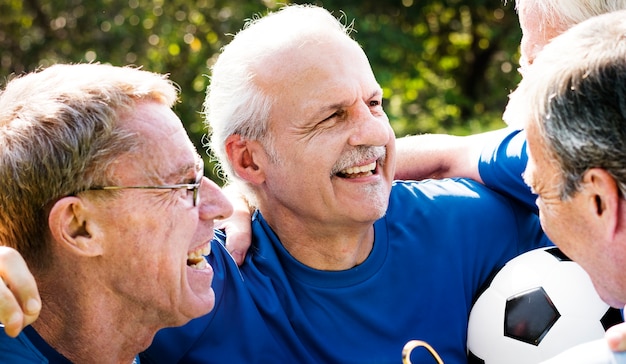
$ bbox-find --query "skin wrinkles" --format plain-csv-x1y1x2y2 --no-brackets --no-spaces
526,113,619,307
292,88,385,143
93,101,220,324
244,31,395,270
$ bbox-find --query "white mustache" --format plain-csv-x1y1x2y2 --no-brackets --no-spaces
331,146,386,175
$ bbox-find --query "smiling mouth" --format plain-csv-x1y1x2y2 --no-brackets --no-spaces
187,243,211,269
336,161,377,179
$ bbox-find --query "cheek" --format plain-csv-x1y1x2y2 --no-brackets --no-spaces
124,211,189,258
538,200,584,257
537,201,564,240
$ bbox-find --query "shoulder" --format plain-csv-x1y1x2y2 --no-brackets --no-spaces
387,179,548,253
388,178,538,230
390,178,509,207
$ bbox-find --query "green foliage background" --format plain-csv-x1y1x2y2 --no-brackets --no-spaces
0,0,522,184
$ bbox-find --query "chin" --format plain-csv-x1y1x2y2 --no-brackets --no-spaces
183,268,216,316
179,288,216,324
592,281,623,309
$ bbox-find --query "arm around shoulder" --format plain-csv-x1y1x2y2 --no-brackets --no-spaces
394,130,505,182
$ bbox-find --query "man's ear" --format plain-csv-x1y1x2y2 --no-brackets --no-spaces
582,168,621,239
225,134,268,185
48,196,104,257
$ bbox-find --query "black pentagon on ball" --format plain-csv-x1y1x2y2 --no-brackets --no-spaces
504,287,561,346
602,307,625,331
467,349,485,364
544,247,572,262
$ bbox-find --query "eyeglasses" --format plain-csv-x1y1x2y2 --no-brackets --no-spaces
88,173,203,207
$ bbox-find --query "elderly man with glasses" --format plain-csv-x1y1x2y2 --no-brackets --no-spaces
0,63,233,363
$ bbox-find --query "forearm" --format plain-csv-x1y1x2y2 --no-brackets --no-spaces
394,132,498,183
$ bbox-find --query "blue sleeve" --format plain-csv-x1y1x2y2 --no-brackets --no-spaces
478,128,538,213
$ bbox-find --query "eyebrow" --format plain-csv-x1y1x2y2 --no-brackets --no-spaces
162,154,203,183
313,88,383,119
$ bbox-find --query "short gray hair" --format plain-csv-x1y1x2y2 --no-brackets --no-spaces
0,63,178,270
515,0,626,32
510,10,626,199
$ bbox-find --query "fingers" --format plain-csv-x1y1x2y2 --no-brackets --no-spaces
606,317,626,352
0,247,41,337
217,207,253,266
217,185,254,266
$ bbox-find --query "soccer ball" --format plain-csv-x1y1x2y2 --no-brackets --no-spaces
467,246,623,363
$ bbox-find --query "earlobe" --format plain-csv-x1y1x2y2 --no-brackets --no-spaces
48,196,103,257
225,134,267,184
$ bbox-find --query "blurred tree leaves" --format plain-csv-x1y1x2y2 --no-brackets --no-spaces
310,0,521,136
0,0,522,184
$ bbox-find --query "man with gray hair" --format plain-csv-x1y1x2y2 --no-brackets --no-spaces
0,63,233,363
141,4,548,363
509,4,626,326
476,10,626,362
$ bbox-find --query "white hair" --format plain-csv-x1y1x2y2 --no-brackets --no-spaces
510,10,626,198
203,4,354,186
515,0,626,32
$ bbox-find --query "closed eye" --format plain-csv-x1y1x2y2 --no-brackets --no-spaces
323,109,346,122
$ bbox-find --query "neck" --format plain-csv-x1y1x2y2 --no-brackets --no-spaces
33,271,159,364
261,208,376,270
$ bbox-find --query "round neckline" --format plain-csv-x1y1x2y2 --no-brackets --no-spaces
253,211,389,288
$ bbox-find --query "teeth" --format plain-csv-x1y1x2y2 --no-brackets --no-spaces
189,257,208,270
188,243,211,259
187,243,211,269
339,161,376,176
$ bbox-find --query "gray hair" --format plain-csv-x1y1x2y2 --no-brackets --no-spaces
515,0,626,33
0,63,178,270
510,10,626,199
204,4,354,187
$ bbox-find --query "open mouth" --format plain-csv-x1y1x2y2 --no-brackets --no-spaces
187,242,211,269
335,161,377,179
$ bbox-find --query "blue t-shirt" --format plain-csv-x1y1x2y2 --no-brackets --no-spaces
0,326,55,363
142,179,551,364
0,326,143,363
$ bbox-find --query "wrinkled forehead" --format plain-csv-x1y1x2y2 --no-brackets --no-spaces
118,101,199,177
254,34,380,122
